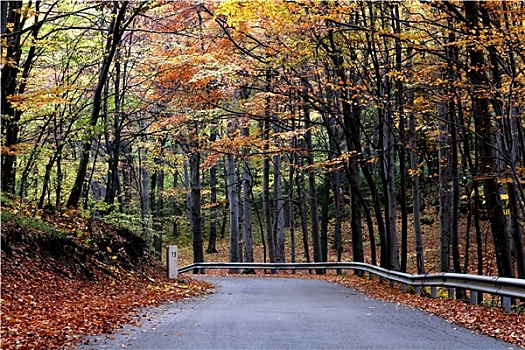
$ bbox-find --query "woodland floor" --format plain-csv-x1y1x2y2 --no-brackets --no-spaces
1,198,524,349
0,201,214,349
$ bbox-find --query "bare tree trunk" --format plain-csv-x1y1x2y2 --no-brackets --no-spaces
189,151,204,274
296,160,311,265
320,174,330,263
502,102,525,277
304,109,323,272
104,39,127,210
288,153,296,267
262,118,277,266
121,145,133,214
392,3,409,273
333,169,343,270
172,171,181,238
273,153,285,263
409,108,425,274
438,102,452,272
138,131,150,248
152,167,164,259
242,123,254,273
207,130,219,254
381,105,400,271
228,151,240,273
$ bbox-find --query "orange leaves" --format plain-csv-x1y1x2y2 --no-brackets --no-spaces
7,86,72,114
1,217,214,349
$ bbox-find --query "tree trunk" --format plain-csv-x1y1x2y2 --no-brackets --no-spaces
139,135,150,248
207,130,219,254
189,151,204,274
172,171,180,238
273,153,286,263
409,107,425,274
262,118,277,266
296,161,311,265
152,168,164,259
333,169,343,270
288,153,296,267
438,102,452,272
304,108,323,272
380,104,400,271
242,123,254,273
392,3,408,272
227,151,240,273
320,174,330,263
121,145,133,214
104,42,124,210
464,1,514,277
326,26,364,265
1,1,45,193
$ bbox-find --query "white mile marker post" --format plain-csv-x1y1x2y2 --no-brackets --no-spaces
167,245,178,279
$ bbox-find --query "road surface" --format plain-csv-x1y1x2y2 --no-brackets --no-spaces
78,277,520,349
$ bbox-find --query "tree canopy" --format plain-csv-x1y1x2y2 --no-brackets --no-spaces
2,0,525,279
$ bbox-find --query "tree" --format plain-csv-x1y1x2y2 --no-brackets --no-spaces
463,1,514,278
67,2,130,208
1,1,55,193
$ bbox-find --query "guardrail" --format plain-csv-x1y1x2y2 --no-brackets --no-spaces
178,262,525,312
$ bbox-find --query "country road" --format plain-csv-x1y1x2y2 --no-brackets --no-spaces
78,277,520,349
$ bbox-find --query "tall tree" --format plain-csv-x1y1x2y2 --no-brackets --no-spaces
67,2,147,208
463,1,514,277
1,1,52,193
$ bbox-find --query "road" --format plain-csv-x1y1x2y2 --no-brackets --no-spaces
79,277,519,349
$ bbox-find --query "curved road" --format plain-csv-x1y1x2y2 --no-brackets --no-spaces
79,277,519,349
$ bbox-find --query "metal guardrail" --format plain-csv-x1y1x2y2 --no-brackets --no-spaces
178,262,525,311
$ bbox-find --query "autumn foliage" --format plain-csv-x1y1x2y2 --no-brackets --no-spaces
2,0,525,348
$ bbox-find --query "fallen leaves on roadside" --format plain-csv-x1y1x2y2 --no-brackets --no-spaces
1,255,212,349
0,205,213,350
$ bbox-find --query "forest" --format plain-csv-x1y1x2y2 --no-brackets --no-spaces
2,0,525,281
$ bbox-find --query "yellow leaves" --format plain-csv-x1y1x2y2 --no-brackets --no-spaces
216,0,299,29
7,86,72,113
408,168,422,177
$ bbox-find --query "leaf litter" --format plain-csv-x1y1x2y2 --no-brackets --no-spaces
1,204,213,350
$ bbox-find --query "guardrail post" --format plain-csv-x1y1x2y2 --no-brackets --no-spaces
502,297,511,313
402,283,407,293
431,286,437,298
470,290,478,305
448,287,455,299
390,280,395,288
415,286,422,295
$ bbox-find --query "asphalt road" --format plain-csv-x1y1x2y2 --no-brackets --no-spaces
78,277,520,349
